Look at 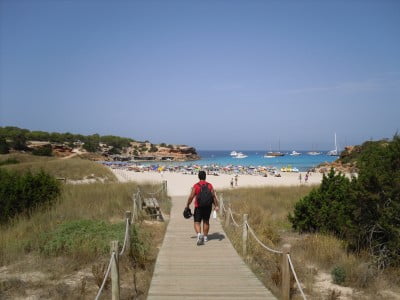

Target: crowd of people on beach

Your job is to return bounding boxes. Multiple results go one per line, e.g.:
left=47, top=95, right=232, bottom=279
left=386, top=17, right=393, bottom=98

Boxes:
left=104, top=162, right=318, bottom=186
left=103, top=162, right=291, bottom=177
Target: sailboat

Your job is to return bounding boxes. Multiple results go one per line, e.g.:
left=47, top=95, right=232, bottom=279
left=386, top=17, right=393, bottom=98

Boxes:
left=264, top=140, right=285, bottom=157
left=307, top=143, right=321, bottom=156
left=327, top=133, right=340, bottom=156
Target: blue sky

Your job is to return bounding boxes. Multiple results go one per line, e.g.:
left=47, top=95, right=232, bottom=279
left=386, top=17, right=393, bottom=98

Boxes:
left=1, top=0, right=399, bottom=150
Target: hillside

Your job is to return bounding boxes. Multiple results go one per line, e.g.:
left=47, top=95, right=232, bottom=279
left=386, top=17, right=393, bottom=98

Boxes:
left=317, top=138, right=392, bottom=173
left=0, top=126, right=200, bottom=162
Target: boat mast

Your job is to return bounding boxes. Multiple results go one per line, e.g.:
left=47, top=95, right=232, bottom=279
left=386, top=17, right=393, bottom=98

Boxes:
left=334, top=132, right=337, bottom=152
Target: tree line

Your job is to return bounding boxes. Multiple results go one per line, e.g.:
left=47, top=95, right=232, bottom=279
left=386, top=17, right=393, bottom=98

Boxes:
left=0, top=126, right=135, bottom=154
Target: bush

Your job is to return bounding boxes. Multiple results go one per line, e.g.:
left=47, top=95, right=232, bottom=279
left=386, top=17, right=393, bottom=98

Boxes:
left=149, top=144, right=158, bottom=152
left=331, top=266, right=346, bottom=285
left=288, top=168, right=355, bottom=236
left=289, top=134, right=400, bottom=267
left=0, top=158, right=19, bottom=166
left=0, top=168, right=60, bottom=224
left=40, top=220, right=125, bottom=256
left=0, top=137, right=9, bottom=154
left=32, top=144, right=53, bottom=156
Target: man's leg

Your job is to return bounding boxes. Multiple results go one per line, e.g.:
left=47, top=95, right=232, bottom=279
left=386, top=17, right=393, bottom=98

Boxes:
left=203, top=221, right=210, bottom=236
left=194, top=222, right=201, bottom=234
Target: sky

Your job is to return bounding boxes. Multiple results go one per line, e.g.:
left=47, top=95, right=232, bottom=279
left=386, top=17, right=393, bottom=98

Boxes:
left=0, top=0, right=399, bottom=150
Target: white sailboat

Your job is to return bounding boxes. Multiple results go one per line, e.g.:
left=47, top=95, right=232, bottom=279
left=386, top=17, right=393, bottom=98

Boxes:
left=307, top=143, right=321, bottom=155
left=327, top=133, right=340, bottom=156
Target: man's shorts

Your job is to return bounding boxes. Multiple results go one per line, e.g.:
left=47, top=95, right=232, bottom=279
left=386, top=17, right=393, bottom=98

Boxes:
left=193, top=206, right=212, bottom=223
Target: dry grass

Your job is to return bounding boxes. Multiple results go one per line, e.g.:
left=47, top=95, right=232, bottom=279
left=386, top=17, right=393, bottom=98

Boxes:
left=220, top=186, right=400, bottom=299
left=0, top=153, right=116, bottom=181
left=0, top=180, right=169, bottom=299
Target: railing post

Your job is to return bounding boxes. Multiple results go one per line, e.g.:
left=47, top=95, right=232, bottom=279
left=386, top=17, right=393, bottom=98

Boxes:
left=125, top=211, right=132, bottom=253
left=225, top=207, right=230, bottom=226
left=163, top=180, right=167, bottom=196
left=110, top=241, right=120, bottom=300
left=132, top=193, right=137, bottom=223
left=219, top=193, right=224, bottom=216
left=281, top=244, right=291, bottom=300
left=138, top=191, right=143, bottom=211
left=242, top=214, right=248, bottom=256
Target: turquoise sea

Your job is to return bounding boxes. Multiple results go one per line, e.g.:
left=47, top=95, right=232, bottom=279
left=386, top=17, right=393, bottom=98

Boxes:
left=195, top=150, right=337, bottom=172
left=108, top=150, right=338, bottom=172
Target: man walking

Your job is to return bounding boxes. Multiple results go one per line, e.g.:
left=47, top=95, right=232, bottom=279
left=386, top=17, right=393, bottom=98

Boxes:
left=186, top=170, right=219, bottom=245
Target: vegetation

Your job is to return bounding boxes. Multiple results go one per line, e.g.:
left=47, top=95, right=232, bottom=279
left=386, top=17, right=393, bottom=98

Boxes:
left=32, top=144, right=53, bottom=156
left=0, top=137, right=9, bottom=154
left=221, top=185, right=400, bottom=298
left=0, top=168, right=61, bottom=224
left=149, top=144, right=158, bottom=152
left=1, top=153, right=117, bottom=181
left=0, top=158, right=19, bottom=166
left=0, top=126, right=134, bottom=153
left=290, top=135, right=400, bottom=267
left=0, top=181, right=168, bottom=299
left=40, top=220, right=126, bottom=257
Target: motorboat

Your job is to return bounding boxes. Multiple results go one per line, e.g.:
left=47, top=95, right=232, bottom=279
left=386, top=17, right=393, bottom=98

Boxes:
left=290, top=151, right=301, bottom=156
left=230, top=151, right=238, bottom=157
left=234, top=152, right=248, bottom=158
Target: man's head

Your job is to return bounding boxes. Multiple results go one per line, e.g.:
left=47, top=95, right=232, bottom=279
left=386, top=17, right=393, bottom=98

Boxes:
left=198, top=170, right=206, bottom=180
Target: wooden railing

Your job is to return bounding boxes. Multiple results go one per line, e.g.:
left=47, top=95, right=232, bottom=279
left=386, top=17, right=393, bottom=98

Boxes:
left=95, top=181, right=167, bottom=300
left=219, top=193, right=307, bottom=300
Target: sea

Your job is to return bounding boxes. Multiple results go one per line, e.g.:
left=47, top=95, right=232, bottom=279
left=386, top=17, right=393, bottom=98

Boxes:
left=106, top=150, right=338, bottom=172
left=195, top=151, right=337, bottom=172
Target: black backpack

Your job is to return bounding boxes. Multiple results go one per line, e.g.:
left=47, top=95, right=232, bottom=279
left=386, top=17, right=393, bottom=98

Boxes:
left=197, top=183, right=213, bottom=207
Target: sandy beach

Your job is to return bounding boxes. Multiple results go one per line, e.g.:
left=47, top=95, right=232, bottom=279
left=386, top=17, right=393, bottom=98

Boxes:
left=111, top=168, right=323, bottom=196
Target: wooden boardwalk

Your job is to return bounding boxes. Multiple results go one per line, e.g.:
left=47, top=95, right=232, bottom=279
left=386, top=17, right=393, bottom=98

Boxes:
left=147, top=196, right=277, bottom=299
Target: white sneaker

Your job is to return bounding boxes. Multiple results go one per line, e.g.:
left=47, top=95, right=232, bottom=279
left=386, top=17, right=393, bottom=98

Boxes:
left=196, top=234, right=204, bottom=246
left=203, top=236, right=208, bottom=243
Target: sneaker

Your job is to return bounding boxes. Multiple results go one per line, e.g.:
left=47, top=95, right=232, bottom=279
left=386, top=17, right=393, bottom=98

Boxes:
left=203, top=236, right=208, bottom=243
left=196, top=234, right=204, bottom=246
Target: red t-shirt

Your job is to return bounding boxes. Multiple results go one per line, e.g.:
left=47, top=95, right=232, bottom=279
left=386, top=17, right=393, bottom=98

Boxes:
left=193, top=180, right=214, bottom=208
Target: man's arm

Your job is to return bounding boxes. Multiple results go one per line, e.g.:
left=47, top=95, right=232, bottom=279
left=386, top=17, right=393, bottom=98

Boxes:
left=186, top=187, right=195, bottom=208
left=212, top=189, right=219, bottom=211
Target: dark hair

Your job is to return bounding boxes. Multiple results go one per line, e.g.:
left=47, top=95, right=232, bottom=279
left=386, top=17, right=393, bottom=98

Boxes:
left=198, top=170, right=206, bottom=180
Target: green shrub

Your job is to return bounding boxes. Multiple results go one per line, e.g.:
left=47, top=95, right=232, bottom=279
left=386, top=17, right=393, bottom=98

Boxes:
left=130, top=224, right=151, bottom=268
left=289, top=134, right=400, bottom=267
left=0, top=137, right=9, bottom=154
left=288, top=168, right=355, bottom=236
left=331, top=266, right=346, bottom=285
left=32, top=144, right=53, bottom=156
left=0, top=158, right=19, bottom=166
left=40, top=220, right=125, bottom=256
left=0, top=168, right=60, bottom=224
